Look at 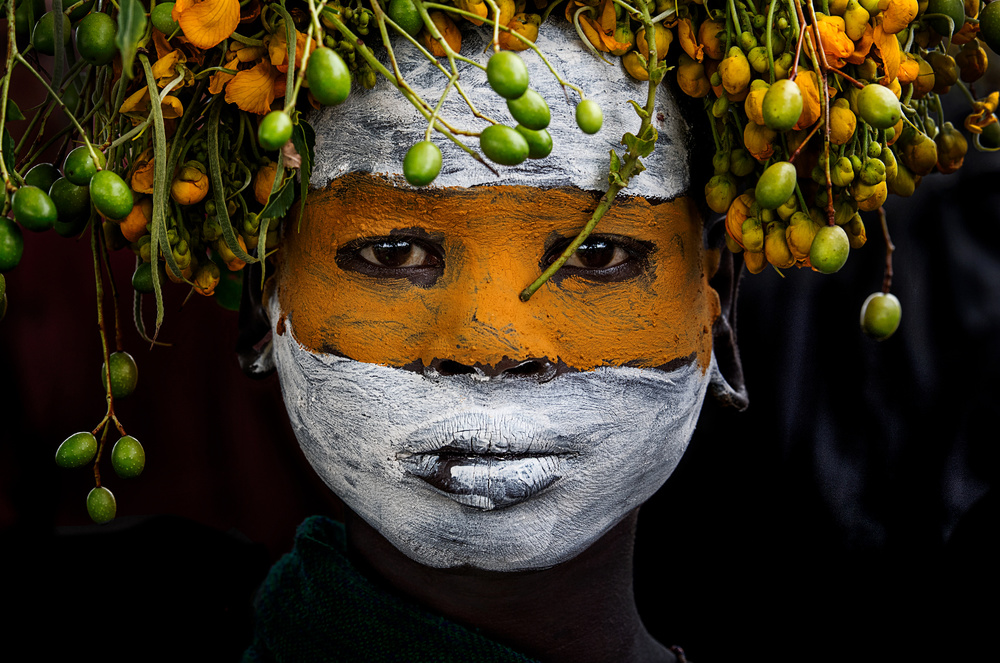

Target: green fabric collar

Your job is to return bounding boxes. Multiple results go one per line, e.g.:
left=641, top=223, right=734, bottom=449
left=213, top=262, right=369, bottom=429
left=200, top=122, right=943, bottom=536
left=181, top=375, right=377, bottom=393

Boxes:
left=244, top=516, right=539, bottom=663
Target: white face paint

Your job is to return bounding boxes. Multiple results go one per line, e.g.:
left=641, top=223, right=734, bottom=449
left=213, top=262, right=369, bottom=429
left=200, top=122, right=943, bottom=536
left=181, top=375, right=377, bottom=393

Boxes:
left=270, top=302, right=712, bottom=571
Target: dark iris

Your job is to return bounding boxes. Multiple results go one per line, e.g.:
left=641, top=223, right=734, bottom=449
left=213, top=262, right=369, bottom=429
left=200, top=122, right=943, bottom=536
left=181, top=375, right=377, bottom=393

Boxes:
left=372, top=240, right=418, bottom=267
left=573, top=240, right=617, bottom=268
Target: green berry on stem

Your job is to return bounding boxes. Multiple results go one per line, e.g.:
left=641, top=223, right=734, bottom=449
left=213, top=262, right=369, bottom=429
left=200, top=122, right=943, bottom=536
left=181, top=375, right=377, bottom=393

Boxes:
left=809, top=225, right=850, bottom=274
left=31, top=11, right=71, bottom=56
left=754, top=161, right=797, bottom=210
left=487, top=51, right=529, bottom=100
left=101, top=351, right=139, bottom=399
left=23, top=163, right=60, bottom=192
left=55, top=431, right=99, bottom=468
left=403, top=141, right=443, bottom=187
left=150, top=2, right=181, bottom=35
left=63, top=146, right=106, bottom=186
left=576, top=100, right=603, bottom=134
left=307, top=48, right=351, bottom=106
left=258, top=111, right=293, bottom=151
left=90, top=170, right=134, bottom=221
left=860, top=292, right=902, bottom=340
left=762, top=79, right=803, bottom=131
left=516, top=125, right=553, bottom=159
left=12, top=186, right=58, bottom=232
left=480, top=124, right=530, bottom=166
left=388, top=0, right=423, bottom=38
left=87, top=486, right=116, bottom=524
left=857, top=84, right=901, bottom=130
left=506, top=89, right=550, bottom=131
left=112, top=436, right=146, bottom=478
left=0, top=218, right=25, bottom=272
left=75, top=11, right=118, bottom=65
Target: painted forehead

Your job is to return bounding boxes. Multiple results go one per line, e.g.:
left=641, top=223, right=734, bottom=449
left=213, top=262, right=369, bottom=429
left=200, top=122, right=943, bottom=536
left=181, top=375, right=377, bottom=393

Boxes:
left=307, top=20, right=692, bottom=198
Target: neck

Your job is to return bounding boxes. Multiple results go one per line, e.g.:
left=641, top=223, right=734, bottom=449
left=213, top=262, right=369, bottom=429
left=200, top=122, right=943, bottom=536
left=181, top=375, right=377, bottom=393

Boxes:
left=345, top=507, right=674, bottom=663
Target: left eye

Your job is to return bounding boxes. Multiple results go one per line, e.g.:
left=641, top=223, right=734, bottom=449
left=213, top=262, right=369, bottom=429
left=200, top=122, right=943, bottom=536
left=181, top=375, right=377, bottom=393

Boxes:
left=563, top=239, right=629, bottom=269
left=357, top=240, right=440, bottom=268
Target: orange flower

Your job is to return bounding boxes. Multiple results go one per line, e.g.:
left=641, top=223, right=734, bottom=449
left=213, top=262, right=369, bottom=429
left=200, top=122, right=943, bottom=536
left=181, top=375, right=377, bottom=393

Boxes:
left=725, top=192, right=755, bottom=249
left=846, top=23, right=874, bottom=64
left=873, top=23, right=900, bottom=83
left=269, top=22, right=318, bottom=73
left=880, top=0, right=918, bottom=35
left=130, top=148, right=155, bottom=194
left=151, top=49, right=191, bottom=88
left=225, top=60, right=286, bottom=114
left=678, top=18, right=703, bottom=62
left=897, top=53, right=920, bottom=85
left=172, top=0, right=240, bottom=50
left=794, top=70, right=822, bottom=130
left=120, top=87, right=184, bottom=123
left=808, top=17, right=854, bottom=69
left=744, top=122, right=777, bottom=162
left=965, top=92, right=999, bottom=134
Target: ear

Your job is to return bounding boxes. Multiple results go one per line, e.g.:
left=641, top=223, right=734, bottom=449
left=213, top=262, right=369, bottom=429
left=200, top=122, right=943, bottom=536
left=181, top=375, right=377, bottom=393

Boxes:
left=706, top=218, right=749, bottom=411
left=237, top=261, right=276, bottom=379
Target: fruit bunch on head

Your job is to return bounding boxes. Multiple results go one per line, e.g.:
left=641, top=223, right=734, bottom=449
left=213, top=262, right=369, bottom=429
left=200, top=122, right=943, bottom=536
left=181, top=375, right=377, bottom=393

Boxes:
left=2, top=0, right=999, bottom=523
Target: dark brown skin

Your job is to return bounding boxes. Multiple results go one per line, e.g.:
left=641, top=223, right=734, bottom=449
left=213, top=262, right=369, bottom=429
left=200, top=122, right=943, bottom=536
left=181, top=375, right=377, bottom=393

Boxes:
left=345, top=506, right=676, bottom=663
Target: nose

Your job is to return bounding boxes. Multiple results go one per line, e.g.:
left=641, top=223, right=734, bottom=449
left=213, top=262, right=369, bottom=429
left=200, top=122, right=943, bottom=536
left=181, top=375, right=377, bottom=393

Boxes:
left=421, top=357, right=562, bottom=382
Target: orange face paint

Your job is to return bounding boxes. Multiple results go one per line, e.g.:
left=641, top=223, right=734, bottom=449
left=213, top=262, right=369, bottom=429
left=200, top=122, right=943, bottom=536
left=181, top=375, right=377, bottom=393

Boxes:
left=275, top=173, right=720, bottom=373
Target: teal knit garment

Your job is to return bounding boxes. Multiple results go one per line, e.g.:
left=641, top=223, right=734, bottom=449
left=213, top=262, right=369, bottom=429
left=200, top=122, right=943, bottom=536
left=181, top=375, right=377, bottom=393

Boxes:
left=244, top=516, right=541, bottom=663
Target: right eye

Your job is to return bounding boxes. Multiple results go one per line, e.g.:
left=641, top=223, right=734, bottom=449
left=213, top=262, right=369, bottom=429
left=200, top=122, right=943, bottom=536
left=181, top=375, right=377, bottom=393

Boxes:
left=357, top=240, right=441, bottom=268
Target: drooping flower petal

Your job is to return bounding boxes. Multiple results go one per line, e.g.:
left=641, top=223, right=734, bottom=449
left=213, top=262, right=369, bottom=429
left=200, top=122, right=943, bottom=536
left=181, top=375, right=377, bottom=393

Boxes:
left=172, top=0, right=240, bottom=50
left=152, top=50, right=187, bottom=88
left=873, top=22, right=900, bottom=83
left=225, top=60, right=284, bottom=114
left=208, top=55, right=240, bottom=95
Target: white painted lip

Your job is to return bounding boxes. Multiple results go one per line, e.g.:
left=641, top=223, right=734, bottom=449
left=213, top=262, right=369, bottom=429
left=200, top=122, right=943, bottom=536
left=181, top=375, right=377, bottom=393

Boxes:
left=400, top=453, right=564, bottom=511
left=399, top=408, right=577, bottom=456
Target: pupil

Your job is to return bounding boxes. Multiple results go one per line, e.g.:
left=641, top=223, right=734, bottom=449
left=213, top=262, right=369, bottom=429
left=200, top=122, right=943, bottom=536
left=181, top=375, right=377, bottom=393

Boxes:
left=575, top=240, right=615, bottom=268
left=372, top=240, right=413, bottom=267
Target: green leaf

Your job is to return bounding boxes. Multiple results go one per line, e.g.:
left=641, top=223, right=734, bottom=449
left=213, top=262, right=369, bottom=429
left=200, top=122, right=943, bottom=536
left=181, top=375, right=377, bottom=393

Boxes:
left=608, top=149, right=624, bottom=187
left=260, top=174, right=295, bottom=220
left=5, top=99, right=25, bottom=122
left=290, top=118, right=315, bottom=231
left=627, top=100, right=649, bottom=121
left=622, top=132, right=656, bottom=159
left=117, top=0, right=148, bottom=80
left=140, top=54, right=168, bottom=337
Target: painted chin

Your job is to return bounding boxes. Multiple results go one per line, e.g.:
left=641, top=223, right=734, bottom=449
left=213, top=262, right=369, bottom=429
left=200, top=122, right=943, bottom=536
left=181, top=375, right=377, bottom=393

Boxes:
left=271, top=308, right=711, bottom=571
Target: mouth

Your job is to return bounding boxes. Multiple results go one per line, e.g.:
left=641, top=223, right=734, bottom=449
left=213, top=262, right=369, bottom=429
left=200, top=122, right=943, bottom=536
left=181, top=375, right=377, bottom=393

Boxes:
left=398, top=411, right=573, bottom=510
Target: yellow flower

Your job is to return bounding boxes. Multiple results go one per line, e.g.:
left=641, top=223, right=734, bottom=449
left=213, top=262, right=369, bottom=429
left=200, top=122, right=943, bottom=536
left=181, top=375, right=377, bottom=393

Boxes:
left=172, top=0, right=240, bottom=50
left=120, top=87, right=184, bottom=124
left=268, top=23, right=319, bottom=73
left=965, top=92, right=999, bottom=134
left=151, top=49, right=190, bottom=88
left=794, top=70, right=822, bottom=130
left=498, top=14, right=541, bottom=51
left=873, top=23, right=900, bottom=83
left=678, top=18, right=703, bottom=63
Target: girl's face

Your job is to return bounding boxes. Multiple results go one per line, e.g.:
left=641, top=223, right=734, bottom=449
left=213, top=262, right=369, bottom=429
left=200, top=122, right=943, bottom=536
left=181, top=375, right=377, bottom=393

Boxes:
left=269, top=173, right=720, bottom=570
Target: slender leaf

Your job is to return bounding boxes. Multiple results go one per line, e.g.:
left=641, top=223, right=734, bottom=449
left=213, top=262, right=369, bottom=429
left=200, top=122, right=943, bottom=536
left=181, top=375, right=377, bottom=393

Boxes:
left=140, top=55, right=169, bottom=338
left=259, top=175, right=295, bottom=220
left=117, top=0, right=147, bottom=80
left=2, top=129, right=15, bottom=178
left=208, top=102, right=257, bottom=264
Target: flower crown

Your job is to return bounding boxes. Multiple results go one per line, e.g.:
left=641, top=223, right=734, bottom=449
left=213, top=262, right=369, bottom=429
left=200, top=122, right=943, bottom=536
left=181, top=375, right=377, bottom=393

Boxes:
left=2, top=0, right=998, bottom=522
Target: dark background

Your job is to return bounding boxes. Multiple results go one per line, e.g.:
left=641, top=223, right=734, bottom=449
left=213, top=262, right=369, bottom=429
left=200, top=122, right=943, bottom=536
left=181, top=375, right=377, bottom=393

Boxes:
left=2, top=57, right=998, bottom=663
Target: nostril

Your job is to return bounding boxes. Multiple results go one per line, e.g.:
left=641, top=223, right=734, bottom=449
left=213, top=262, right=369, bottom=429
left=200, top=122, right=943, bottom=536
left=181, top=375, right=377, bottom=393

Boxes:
left=436, top=359, right=477, bottom=376
left=500, top=359, right=557, bottom=382
left=504, top=360, right=546, bottom=376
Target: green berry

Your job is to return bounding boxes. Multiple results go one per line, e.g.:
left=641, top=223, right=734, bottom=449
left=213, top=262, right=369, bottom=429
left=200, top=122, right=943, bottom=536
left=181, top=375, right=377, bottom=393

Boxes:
left=75, top=11, right=118, bottom=65
left=55, top=431, right=99, bottom=468
left=809, top=225, right=850, bottom=274
left=403, top=141, right=442, bottom=187
left=754, top=161, right=797, bottom=210
left=307, top=47, right=351, bottom=106
left=112, top=435, right=145, bottom=478
left=101, top=351, right=139, bottom=399
left=31, top=11, right=71, bottom=56
left=480, top=124, right=530, bottom=166
left=0, top=218, right=25, bottom=272
left=23, top=163, right=60, bottom=192
left=516, top=125, right=553, bottom=159
left=12, top=185, right=58, bottom=232
left=506, top=89, right=550, bottom=131
left=762, top=79, right=803, bottom=131
left=575, top=100, right=603, bottom=134
left=857, top=84, right=901, bottom=130
left=487, top=51, right=530, bottom=100
left=63, top=146, right=106, bottom=186
left=150, top=2, right=181, bottom=35
left=90, top=170, right=134, bottom=220
left=87, top=486, right=116, bottom=524
left=387, top=0, right=423, bottom=38
left=860, top=292, right=902, bottom=340
left=258, top=111, right=293, bottom=151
